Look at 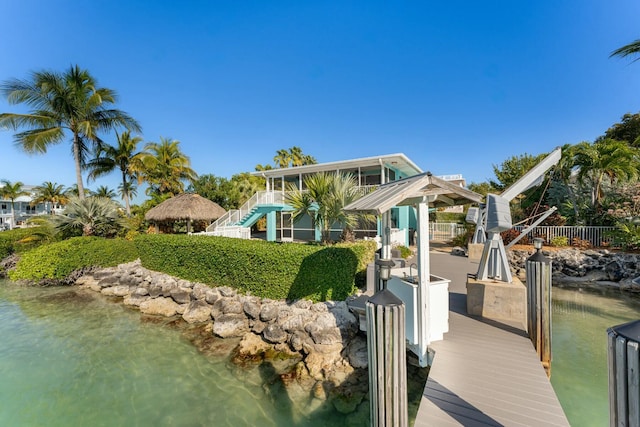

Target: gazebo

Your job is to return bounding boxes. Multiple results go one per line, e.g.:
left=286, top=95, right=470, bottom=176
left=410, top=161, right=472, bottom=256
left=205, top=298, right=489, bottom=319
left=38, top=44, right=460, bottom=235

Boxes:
left=145, top=193, right=226, bottom=234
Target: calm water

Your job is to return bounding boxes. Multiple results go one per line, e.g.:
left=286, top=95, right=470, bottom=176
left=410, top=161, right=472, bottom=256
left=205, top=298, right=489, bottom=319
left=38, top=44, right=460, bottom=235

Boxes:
left=551, top=286, right=640, bottom=427
left=0, top=280, right=361, bottom=426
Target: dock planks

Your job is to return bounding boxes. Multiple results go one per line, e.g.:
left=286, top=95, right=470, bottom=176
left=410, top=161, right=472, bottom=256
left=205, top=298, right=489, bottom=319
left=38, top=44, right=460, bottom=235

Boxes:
left=414, top=252, right=570, bottom=427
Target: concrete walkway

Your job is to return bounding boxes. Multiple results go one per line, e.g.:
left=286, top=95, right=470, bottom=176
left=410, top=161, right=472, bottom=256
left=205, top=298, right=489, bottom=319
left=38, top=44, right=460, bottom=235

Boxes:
left=414, top=252, right=570, bottom=426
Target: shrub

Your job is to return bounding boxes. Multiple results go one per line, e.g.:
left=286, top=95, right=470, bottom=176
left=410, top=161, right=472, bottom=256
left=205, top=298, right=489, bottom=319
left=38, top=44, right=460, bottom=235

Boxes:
left=607, top=220, right=640, bottom=251
left=393, top=245, right=413, bottom=259
left=134, top=234, right=377, bottom=302
left=10, top=237, right=138, bottom=282
left=0, top=227, right=48, bottom=259
left=549, top=236, right=568, bottom=247
left=571, top=237, right=592, bottom=250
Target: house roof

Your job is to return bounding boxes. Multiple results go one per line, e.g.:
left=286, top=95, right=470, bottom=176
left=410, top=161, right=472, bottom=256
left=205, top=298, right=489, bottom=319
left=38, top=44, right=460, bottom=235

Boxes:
left=343, top=172, right=483, bottom=215
left=251, top=153, right=423, bottom=179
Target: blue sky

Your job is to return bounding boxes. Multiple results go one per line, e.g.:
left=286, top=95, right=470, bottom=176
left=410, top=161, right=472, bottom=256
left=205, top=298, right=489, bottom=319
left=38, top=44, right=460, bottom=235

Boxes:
left=1, top=1, right=640, bottom=201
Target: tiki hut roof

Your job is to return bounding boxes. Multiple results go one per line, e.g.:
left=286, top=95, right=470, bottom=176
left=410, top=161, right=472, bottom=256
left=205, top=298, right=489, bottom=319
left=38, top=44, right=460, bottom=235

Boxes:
left=145, top=193, right=226, bottom=222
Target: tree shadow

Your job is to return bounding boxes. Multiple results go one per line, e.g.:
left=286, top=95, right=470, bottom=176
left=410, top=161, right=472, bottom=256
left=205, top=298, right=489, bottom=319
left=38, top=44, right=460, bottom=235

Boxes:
left=288, top=247, right=359, bottom=301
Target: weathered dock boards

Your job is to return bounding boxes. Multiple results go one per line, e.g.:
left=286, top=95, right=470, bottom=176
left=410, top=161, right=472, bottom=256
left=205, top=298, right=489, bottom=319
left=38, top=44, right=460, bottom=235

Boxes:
left=414, top=252, right=570, bottom=427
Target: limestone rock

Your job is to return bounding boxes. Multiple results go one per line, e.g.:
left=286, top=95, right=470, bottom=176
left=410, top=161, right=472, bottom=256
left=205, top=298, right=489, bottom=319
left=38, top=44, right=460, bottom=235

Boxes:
left=170, top=288, right=192, bottom=304
left=260, top=302, right=280, bottom=322
left=205, top=289, right=221, bottom=304
left=213, top=313, right=249, bottom=338
left=112, top=285, right=132, bottom=297
left=123, top=294, right=149, bottom=307
left=139, top=297, right=180, bottom=317
left=236, top=332, right=272, bottom=357
left=346, top=336, right=368, bottom=369
left=182, top=300, right=213, bottom=324
left=243, top=298, right=261, bottom=319
left=263, top=324, right=289, bottom=344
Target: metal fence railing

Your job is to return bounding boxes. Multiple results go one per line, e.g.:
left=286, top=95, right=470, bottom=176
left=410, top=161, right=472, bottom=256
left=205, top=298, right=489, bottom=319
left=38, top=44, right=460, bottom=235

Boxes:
left=513, top=225, right=616, bottom=247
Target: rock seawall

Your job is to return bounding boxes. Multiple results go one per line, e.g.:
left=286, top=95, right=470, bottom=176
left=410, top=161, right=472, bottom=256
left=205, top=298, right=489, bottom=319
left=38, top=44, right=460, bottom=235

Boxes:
left=74, top=259, right=374, bottom=418
left=508, top=248, right=640, bottom=292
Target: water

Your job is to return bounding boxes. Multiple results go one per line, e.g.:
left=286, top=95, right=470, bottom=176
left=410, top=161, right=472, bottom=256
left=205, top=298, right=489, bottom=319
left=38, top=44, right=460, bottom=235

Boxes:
left=551, top=285, right=640, bottom=427
left=0, top=281, right=362, bottom=426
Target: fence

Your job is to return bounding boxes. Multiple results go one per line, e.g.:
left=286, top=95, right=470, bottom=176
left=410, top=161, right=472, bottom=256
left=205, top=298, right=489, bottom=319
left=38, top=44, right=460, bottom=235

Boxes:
left=513, top=225, right=615, bottom=247
left=429, top=223, right=466, bottom=241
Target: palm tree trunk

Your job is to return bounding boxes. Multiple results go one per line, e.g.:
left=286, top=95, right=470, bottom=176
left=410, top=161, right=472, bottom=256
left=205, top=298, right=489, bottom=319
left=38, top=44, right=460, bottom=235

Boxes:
left=10, top=200, right=15, bottom=230
left=122, top=170, right=131, bottom=216
left=73, top=133, right=86, bottom=200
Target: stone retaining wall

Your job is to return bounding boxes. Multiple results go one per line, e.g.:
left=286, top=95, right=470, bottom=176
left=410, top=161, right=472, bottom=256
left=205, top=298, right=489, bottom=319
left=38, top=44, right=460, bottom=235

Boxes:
left=508, top=248, right=640, bottom=291
left=75, top=259, right=373, bottom=419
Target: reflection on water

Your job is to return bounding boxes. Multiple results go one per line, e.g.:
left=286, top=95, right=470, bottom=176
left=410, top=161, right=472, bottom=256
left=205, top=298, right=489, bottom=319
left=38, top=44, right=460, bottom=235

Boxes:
left=0, top=281, right=363, bottom=426
left=551, top=285, right=640, bottom=427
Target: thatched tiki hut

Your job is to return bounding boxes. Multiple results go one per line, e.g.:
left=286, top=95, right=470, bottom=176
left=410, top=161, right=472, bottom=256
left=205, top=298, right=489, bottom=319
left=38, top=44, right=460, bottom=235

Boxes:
left=145, top=193, right=226, bottom=233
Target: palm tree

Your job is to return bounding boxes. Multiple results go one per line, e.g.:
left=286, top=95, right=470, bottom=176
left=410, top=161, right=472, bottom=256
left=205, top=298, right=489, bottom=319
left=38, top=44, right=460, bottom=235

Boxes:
left=0, top=65, right=141, bottom=199
left=134, top=137, right=197, bottom=197
left=0, top=180, right=28, bottom=229
left=611, top=39, right=640, bottom=62
left=31, top=181, right=68, bottom=214
left=65, top=184, right=91, bottom=198
left=573, top=138, right=640, bottom=215
left=92, top=185, right=117, bottom=199
left=52, top=196, right=124, bottom=237
left=285, top=172, right=373, bottom=243
left=273, top=149, right=291, bottom=168
left=86, top=130, right=143, bottom=215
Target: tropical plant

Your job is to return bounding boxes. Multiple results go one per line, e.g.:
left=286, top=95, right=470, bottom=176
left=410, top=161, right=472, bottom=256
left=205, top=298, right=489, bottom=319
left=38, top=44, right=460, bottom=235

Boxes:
left=0, top=65, right=141, bottom=199
left=134, top=137, right=197, bottom=197
left=573, top=138, right=640, bottom=215
left=31, top=181, right=68, bottom=214
left=611, top=39, right=640, bottom=63
left=285, top=172, right=373, bottom=244
left=272, top=146, right=317, bottom=168
left=0, top=180, right=28, bottom=229
left=91, top=185, right=117, bottom=199
left=51, top=196, right=125, bottom=237
left=65, top=184, right=91, bottom=198
left=87, top=130, right=143, bottom=215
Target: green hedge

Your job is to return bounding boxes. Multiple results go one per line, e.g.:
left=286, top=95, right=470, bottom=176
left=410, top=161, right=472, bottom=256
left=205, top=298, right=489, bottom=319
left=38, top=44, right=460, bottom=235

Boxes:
left=10, top=237, right=138, bottom=282
left=134, top=234, right=377, bottom=302
left=0, top=228, right=45, bottom=259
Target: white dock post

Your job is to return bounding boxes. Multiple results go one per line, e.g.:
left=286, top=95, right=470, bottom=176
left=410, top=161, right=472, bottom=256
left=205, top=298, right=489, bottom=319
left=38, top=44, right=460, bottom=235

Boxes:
left=608, top=320, right=640, bottom=427
left=366, top=289, right=407, bottom=427
left=525, top=238, right=552, bottom=376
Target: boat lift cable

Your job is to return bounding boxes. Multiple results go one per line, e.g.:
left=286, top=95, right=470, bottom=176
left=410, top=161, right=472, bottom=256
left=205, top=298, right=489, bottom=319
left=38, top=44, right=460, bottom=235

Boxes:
left=525, top=163, right=556, bottom=228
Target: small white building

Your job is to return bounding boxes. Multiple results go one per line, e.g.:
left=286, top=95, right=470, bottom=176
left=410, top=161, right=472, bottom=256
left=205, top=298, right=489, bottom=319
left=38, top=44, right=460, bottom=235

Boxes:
left=0, top=185, right=63, bottom=230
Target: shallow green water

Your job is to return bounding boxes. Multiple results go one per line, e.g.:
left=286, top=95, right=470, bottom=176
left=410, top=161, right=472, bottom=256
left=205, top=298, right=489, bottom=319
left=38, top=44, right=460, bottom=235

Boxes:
left=0, top=281, right=360, bottom=426
left=551, top=286, right=640, bottom=427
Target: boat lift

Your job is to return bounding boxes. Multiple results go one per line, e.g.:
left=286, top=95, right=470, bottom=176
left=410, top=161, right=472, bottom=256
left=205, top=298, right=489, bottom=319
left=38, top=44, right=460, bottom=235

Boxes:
left=469, top=147, right=562, bottom=283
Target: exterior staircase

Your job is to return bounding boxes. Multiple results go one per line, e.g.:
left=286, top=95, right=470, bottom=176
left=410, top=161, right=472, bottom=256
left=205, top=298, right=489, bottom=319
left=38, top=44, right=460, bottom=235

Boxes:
left=205, top=191, right=286, bottom=238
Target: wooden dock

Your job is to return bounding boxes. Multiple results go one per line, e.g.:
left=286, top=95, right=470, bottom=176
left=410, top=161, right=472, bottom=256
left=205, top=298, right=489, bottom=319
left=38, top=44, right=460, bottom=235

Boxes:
left=414, top=252, right=570, bottom=427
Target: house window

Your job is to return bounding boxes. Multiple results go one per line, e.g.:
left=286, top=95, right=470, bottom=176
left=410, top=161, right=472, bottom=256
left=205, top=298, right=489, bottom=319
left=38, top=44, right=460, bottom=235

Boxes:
left=1, top=204, right=6, bottom=210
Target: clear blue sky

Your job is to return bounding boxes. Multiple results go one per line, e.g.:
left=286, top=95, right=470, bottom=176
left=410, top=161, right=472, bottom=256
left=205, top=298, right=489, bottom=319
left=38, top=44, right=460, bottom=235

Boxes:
left=2, top=1, right=640, bottom=200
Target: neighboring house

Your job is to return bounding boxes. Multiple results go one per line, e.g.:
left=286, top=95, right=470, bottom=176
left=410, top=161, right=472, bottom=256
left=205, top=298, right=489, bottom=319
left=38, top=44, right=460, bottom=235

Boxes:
left=205, top=153, right=466, bottom=244
left=0, top=185, right=63, bottom=230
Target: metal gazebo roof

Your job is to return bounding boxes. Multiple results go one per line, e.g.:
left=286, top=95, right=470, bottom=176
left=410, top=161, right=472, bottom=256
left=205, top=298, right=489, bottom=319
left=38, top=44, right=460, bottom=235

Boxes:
left=343, top=172, right=483, bottom=215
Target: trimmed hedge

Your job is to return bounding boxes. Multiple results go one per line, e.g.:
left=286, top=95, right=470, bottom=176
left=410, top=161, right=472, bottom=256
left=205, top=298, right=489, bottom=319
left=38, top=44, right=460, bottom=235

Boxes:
left=0, top=228, right=44, bottom=259
left=134, top=234, right=377, bottom=302
left=10, top=237, right=138, bottom=282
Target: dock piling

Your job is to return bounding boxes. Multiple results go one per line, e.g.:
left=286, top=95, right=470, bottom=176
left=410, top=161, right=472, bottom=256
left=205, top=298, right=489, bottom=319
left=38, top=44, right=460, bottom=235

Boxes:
left=608, top=320, right=640, bottom=427
left=525, top=238, right=552, bottom=376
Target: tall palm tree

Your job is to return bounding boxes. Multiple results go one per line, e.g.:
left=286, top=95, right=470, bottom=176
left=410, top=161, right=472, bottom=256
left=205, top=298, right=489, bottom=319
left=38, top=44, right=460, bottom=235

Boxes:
left=86, top=130, right=143, bottom=215
left=134, top=137, right=197, bottom=197
left=0, top=65, right=141, bottom=199
left=0, top=180, right=29, bottom=229
left=285, top=172, right=373, bottom=243
left=31, top=181, right=68, bottom=214
left=611, top=39, right=640, bottom=62
left=573, top=138, right=640, bottom=215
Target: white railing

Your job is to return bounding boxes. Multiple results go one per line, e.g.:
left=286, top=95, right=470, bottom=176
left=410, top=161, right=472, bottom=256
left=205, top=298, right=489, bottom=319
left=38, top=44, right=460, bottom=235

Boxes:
left=207, top=190, right=284, bottom=232
left=429, top=223, right=466, bottom=241
left=513, top=225, right=616, bottom=247
left=195, top=226, right=251, bottom=239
